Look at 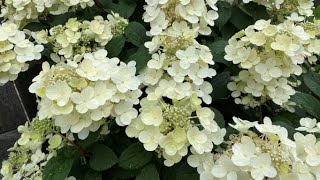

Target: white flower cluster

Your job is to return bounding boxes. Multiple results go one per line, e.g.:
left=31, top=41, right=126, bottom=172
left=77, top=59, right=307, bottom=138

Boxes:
left=242, top=0, right=314, bottom=18
left=29, top=49, right=141, bottom=139
left=225, top=19, right=320, bottom=109
left=0, top=0, right=95, bottom=26
left=126, top=97, right=226, bottom=166
left=0, top=22, right=44, bottom=86
left=124, top=0, right=222, bottom=167
left=296, top=117, right=320, bottom=133
left=188, top=116, right=320, bottom=180
left=1, top=118, right=63, bottom=180
left=143, top=0, right=219, bottom=35
left=141, top=21, right=217, bottom=104
left=34, top=14, right=128, bottom=62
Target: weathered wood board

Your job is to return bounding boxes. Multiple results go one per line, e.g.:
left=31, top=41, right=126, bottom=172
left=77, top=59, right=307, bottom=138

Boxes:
left=0, top=66, right=39, bottom=133
left=0, top=130, right=19, bottom=162
left=0, top=82, right=29, bottom=133
left=0, top=69, right=38, bottom=163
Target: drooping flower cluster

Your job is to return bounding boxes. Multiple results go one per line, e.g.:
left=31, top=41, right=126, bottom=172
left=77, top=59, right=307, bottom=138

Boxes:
left=0, top=22, right=44, bottom=85
left=124, top=0, right=223, bottom=167
left=188, top=116, right=320, bottom=180
left=0, top=118, right=64, bottom=180
left=242, top=0, right=314, bottom=18
left=143, top=0, right=219, bottom=35
left=226, top=19, right=320, bottom=110
left=34, top=14, right=128, bottom=62
left=29, top=49, right=141, bottom=139
left=0, top=0, right=95, bottom=27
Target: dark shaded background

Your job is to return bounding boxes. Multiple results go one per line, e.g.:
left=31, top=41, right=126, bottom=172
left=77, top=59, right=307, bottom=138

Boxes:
left=0, top=69, right=38, bottom=162
left=0, top=0, right=319, bottom=167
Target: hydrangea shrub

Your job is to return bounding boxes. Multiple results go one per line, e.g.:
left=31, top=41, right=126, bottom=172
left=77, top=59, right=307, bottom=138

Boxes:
left=0, top=0, right=320, bottom=179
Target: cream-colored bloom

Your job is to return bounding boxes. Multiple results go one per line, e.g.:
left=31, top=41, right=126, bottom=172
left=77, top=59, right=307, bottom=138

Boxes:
left=187, top=127, right=213, bottom=154
left=46, top=80, right=72, bottom=107
left=139, top=126, right=162, bottom=151
left=141, top=106, right=163, bottom=126
left=0, top=22, right=43, bottom=86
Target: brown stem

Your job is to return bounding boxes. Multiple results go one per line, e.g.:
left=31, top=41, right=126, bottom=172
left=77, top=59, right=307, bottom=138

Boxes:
left=93, top=0, right=109, bottom=17
left=58, top=133, right=90, bottom=157
left=259, top=105, right=263, bottom=123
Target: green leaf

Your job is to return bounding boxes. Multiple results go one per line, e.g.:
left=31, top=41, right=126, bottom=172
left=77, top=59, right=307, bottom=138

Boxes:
left=220, top=22, right=238, bottom=40
left=175, top=163, right=199, bottom=180
left=208, top=40, right=228, bottom=53
left=105, top=35, right=126, bottom=58
left=128, top=47, right=152, bottom=73
left=211, top=71, right=231, bottom=101
left=291, top=92, right=320, bottom=119
left=111, top=167, right=140, bottom=179
left=271, top=111, right=301, bottom=128
left=84, top=170, right=102, bottom=180
left=23, top=22, right=47, bottom=31
left=118, top=142, right=153, bottom=170
left=68, top=158, right=87, bottom=180
left=41, top=44, right=53, bottom=58
left=135, top=164, right=160, bottom=180
left=120, top=47, right=138, bottom=62
left=240, top=2, right=269, bottom=20
left=314, top=6, right=320, bottom=19
left=162, top=162, right=198, bottom=180
left=229, top=7, right=254, bottom=30
left=215, top=1, right=232, bottom=29
left=47, top=12, right=75, bottom=26
left=125, top=22, right=149, bottom=47
left=75, top=7, right=100, bottom=21
left=89, top=144, right=118, bottom=171
left=99, top=0, right=137, bottom=18
left=303, top=72, right=320, bottom=98
left=207, top=40, right=230, bottom=65
left=75, top=130, right=101, bottom=148
left=43, top=146, right=79, bottom=180
left=211, top=108, right=225, bottom=128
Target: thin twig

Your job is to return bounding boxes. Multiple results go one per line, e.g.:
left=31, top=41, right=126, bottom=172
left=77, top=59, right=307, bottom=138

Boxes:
left=58, top=132, right=90, bottom=157
left=259, top=105, right=263, bottom=123
left=13, top=82, right=31, bottom=123
left=93, top=0, right=109, bottom=17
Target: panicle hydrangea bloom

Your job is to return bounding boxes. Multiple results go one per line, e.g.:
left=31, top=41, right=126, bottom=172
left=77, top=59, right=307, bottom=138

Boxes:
left=143, top=0, right=219, bottom=35
left=124, top=0, right=221, bottom=167
left=29, top=49, right=141, bottom=139
left=242, top=0, right=314, bottom=19
left=139, top=0, right=219, bottom=105
left=225, top=19, right=320, bottom=110
left=0, top=0, right=95, bottom=27
left=33, top=14, right=128, bottom=62
left=141, top=21, right=216, bottom=104
left=188, top=116, right=320, bottom=179
left=0, top=118, right=64, bottom=180
left=0, top=22, right=44, bottom=85
left=126, top=97, right=226, bottom=167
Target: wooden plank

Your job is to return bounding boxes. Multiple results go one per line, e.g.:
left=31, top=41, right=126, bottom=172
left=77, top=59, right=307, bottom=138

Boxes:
left=0, top=130, right=19, bottom=162
left=0, top=82, right=28, bottom=133
left=0, top=68, right=38, bottom=133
